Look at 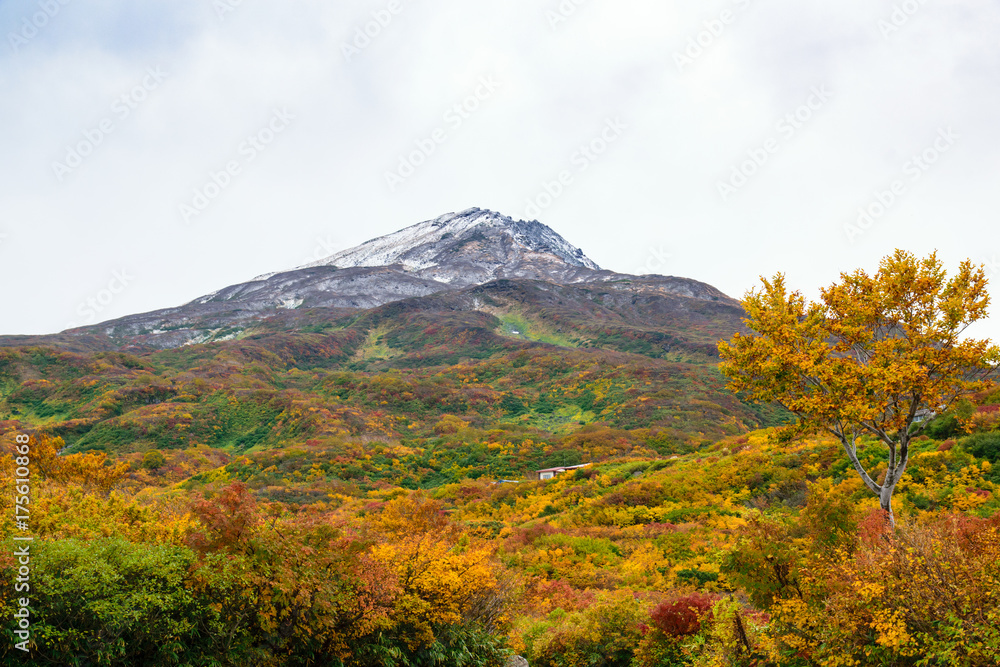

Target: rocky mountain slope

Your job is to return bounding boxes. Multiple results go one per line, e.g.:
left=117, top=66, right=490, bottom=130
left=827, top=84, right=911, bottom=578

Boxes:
left=273, top=208, right=600, bottom=282
left=1, top=208, right=741, bottom=351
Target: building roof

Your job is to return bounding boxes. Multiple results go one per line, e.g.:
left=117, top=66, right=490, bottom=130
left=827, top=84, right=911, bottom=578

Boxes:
left=535, top=463, right=591, bottom=474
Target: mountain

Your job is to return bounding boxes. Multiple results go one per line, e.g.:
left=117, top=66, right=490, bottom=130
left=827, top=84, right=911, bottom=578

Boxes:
left=21, top=208, right=739, bottom=351
left=0, top=207, right=782, bottom=461
left=266, top=207, right=600, bottom=283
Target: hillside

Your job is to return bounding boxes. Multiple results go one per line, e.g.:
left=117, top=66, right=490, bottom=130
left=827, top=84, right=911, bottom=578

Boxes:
left=1, top=395, right=997, bottom=665
left=0, top=210, right=766, bottom=472
left=2, top=214, right=998, bottom=666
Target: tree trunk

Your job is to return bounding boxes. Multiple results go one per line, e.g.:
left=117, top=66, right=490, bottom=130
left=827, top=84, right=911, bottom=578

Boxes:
left=879, top=484, right=896, bottom=529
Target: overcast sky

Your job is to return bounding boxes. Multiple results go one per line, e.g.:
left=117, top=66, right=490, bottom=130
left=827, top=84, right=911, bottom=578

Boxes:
left=1, top=0, right=998, bottom=339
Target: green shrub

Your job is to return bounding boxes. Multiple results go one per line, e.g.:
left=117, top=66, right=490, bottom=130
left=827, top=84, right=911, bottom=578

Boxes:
left=924, top=414, right=961, bottom=440
left=3, top=539, right=215, bottom=665
left=142, top=450, right=167, bottom=470
left=961, top=432, right=1000, bottom=463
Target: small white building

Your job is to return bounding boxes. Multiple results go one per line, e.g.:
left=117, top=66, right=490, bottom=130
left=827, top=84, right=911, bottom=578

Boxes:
left=535, top=463, right=591, bottom=481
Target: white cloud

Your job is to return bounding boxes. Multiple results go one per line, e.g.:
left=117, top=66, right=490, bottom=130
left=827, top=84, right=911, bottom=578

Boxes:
left=1, top=0, right=998, bottom=340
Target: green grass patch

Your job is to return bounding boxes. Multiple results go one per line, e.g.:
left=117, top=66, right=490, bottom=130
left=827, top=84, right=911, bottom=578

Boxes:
left=495, top=313, right=578, bottom=348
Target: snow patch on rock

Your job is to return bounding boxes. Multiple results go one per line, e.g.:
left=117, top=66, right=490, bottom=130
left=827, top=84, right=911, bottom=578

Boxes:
left=295, top=208, right=600, bottom=273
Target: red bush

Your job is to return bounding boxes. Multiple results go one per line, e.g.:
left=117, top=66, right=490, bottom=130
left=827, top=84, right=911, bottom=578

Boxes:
left=937, top=439, right=956, bottom=452
left=644, top=522, right=679, bottom=536
left=187, top=481, right=260, bottom=553
left=526, top=578, right=596, bottom=613
left=857, top=507, right=892, bottom=548
left=650, top=592, right=714, bottom=637
left=505, top=522, right=558, bottom=548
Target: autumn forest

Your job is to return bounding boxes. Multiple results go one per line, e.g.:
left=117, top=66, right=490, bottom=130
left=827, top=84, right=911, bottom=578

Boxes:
left=2, top=252, right=999, bottom=666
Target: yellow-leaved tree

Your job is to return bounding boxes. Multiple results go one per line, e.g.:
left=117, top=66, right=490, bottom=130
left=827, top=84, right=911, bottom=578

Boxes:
left=719, top=250, right=999, bottom=526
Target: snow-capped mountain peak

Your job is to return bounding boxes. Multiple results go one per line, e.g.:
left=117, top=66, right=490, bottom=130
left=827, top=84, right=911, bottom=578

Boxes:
left=69, top=208, right=736, bottom=349
left=296, top=208, right=600, bottom=279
